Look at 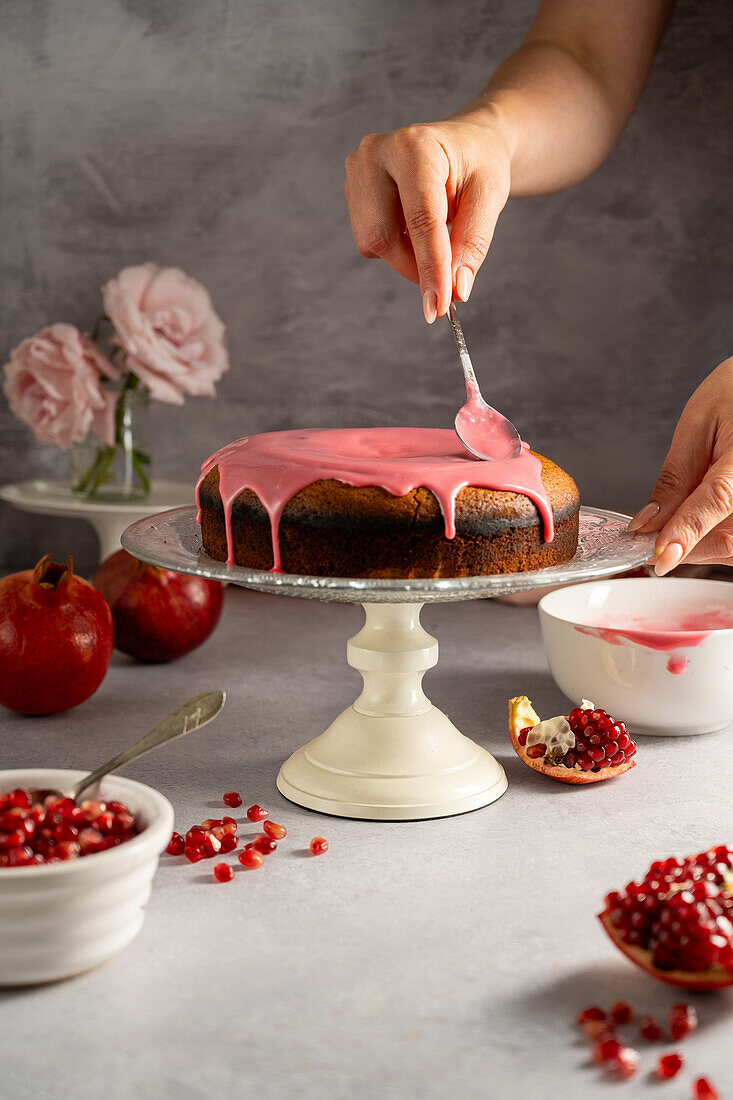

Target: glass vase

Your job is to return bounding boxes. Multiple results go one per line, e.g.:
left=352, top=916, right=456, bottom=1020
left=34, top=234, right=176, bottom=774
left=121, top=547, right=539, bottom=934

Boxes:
left=71, top=377, right=151, bottom=502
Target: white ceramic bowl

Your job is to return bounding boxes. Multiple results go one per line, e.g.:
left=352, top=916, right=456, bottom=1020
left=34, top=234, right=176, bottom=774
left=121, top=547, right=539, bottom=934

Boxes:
left=0, top=769, right=174, bottom=985
left=539, top=578, right=733, bottom=736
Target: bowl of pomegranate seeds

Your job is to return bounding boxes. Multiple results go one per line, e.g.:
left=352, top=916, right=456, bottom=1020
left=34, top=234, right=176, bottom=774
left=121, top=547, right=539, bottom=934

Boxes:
left=539, top=578, right=733, bottom=735
left=0, top=768, right=173, bottom=986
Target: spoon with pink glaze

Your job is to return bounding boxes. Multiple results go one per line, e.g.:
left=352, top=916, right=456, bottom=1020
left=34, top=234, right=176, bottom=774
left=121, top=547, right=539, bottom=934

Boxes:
left=447, top=302, right=522, bottom=462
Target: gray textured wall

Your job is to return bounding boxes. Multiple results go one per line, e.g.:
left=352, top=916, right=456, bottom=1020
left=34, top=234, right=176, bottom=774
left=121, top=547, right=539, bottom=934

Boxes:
left=1, top=0, right=731, bottom=572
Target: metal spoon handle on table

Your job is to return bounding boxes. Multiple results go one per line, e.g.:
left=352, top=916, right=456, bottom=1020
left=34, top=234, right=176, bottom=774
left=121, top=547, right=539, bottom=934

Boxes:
left=71, top=691, right=226, bottom=801
left=447, top=303, right=478, bottom=386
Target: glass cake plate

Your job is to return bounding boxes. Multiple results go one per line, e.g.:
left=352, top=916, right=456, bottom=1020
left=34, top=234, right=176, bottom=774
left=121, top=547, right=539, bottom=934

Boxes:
left=122, top=505, right=654, bottom=822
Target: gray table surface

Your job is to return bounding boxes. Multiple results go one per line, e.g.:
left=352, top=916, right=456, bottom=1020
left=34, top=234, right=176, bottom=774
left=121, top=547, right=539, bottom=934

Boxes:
left=2, top=587, right=731, bottom=1100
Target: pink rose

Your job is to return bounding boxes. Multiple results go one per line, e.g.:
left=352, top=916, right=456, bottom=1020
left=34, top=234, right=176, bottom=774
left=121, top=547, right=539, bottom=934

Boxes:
left=3, top=324, right=119, bottom=450
left=102, top=263, right=229, bottom=405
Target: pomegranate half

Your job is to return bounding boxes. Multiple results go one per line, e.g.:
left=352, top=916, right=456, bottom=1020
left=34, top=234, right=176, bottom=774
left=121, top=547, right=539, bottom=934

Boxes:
left=508, top=696, right=636, bottom=784
left=599, top=847, right=733, bottom=990
left=0, top=554, right=113, bottom=714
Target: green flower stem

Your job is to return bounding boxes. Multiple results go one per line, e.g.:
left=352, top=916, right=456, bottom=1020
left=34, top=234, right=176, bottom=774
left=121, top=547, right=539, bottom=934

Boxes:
left=75, top=373, right=149, bottom=500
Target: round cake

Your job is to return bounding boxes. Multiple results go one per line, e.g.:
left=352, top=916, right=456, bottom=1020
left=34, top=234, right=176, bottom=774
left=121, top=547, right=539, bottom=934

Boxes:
left=196, top=428, right=579, bottom=579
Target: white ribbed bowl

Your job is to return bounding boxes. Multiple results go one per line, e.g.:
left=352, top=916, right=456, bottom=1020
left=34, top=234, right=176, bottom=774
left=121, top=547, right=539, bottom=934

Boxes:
left=0, top=769, right=174, bottom=986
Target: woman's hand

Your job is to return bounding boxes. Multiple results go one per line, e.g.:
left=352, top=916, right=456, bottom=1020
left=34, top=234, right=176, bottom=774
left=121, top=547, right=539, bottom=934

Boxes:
left=344, top=113, right=513, bottom=324
left=629, top=357, right=733, bottom=572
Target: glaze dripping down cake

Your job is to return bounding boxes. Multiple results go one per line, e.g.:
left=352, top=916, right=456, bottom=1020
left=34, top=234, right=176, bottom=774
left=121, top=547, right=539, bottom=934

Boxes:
left=195, top=428, right=580, bottom=579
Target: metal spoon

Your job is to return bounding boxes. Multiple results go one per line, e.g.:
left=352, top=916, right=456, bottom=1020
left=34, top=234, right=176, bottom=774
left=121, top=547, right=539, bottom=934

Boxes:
left=447, top=302, right=522, bottom=462
left=34, top=691, right=225, bottom=804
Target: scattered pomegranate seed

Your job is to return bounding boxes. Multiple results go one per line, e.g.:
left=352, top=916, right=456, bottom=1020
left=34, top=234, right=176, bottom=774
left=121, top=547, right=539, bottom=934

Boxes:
left=246, top=804, right=268, bottom=822
left=610, top=1000, right=633, bottom=1025
left=238, top=847, right=264, bottom=869
left=577, top=1006, right=607, bottom=1028
left=220, top=833, right=238, bottom=852
left=614, top=1045, right=640, bottom=1079
left=166, top=832, right=185, bottom=856
left=223, top=791, right=242, bottom=808
left=657, top=1053, right=684, bottom=1079
left=201, top=819, right=222, bottom=829
left=591, top=1037, right=621, bottom=1064
left=670, top=1003, right=698, bottom=1041
left=639, top=1016, right=662, bottom=1041
left=213, top=862, right=234, bottom=883
left=692, top=1079, right=718, bottom=1100
left=310, top=836, right=328, bottom=856
left=263, top=821, right=287, bottom=840
left=252, top=835, right=277, bottom=855
left=185, top=846, right=205, bottom=863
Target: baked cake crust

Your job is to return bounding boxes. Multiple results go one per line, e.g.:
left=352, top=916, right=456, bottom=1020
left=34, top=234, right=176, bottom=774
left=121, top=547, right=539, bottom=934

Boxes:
left=198, top=453, right=580, bottom=578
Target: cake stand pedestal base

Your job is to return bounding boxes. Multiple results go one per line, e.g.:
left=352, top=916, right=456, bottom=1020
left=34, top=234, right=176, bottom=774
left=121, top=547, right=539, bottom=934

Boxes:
left=276, top=603, right=507, bottom=820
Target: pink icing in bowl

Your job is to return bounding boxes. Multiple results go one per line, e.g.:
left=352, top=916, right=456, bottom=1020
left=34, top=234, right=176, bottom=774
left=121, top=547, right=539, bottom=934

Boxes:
left=538, top=577, right=733, bottom=736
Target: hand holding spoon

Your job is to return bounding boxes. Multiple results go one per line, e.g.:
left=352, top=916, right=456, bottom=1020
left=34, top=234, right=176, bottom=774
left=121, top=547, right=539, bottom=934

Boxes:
left=34, top=691, right=225, bottom=804
left=447, top=303, right=522, bottom=462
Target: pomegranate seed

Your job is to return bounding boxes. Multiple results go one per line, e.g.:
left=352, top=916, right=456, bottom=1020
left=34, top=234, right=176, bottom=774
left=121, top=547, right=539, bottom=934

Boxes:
left=592, top=1037, right=621, bottom=1064
left=670, top=1004, right=697, bottom=1041
left=610, top=1001, right=633, bottom=1025
left=185, top=846, right=205, bottom=863
left=213, top=862, right=234, bottom=882
left=201, top=819, right=222, bottom=829
left=55, top=841, right=81, bottom=860
left=692, top=1079, right=719, bottom=1100
left=238, top=848, right=264, bottom=869
left=166, top=832, right=185, bottom=856
left=639, top=1016, right=662, bottom=1041
left=263, top=821, right=287, bottom=840
left=202, top=831, right=222, bottom=858
left=220, top=833, right=238, bottom=852
left=223, top=791, right=242, bottom=808
left=78, top=828, right=105, bottom=854
left=310, top=836, right=328, bottom=856
left=518, top=727, right=531, bottom=746
left=246, top=804, right=268, bottom=822
left=614, top=1045, right=640, bottom=1079
left=525, top=743, right=545, bottom=759
left=657, top=1053, right=684, bottom=1079
left=252, top=835, right=277, bottom=855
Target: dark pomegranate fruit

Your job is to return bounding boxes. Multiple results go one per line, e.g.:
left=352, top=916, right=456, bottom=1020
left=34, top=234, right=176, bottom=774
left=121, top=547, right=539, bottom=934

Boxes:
left=600, top=846, right=733, bottom=989
left=93, top=549, right=224, bottom=662
left=310, top=837, right=328, bottom=856
left=508, top=696, right=636, bottom=784
left=0, top=555, right=113, bottom=714
left=0, top=789, right=139, bottom=866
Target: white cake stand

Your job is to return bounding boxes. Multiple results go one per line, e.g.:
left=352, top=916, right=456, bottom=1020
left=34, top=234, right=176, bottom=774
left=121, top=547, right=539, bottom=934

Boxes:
left=122, top=506, right=653, bottom=821
left=0, top=479, right=192, bottom=562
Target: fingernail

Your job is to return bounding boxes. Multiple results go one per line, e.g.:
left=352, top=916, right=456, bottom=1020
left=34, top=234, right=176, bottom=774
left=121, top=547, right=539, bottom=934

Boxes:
left=455, top=266, right=474, bottom=303
left=654, top=541, right=684, bottom=576
left=422, top=289, right=438, bottom=324
left=627, top=501, right=660, bottom=532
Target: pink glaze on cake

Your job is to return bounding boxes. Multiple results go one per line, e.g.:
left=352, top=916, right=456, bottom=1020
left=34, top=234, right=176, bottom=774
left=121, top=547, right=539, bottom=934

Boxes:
left=575, top=609, right=733, bottom=674
left=195, top=427, right=555, bottom=571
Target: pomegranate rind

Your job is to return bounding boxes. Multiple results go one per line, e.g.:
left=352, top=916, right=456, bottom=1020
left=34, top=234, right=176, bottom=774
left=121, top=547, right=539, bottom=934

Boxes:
left=598, top=911, right=733, bottom=991
left=507, top=696, right=636, bottom=785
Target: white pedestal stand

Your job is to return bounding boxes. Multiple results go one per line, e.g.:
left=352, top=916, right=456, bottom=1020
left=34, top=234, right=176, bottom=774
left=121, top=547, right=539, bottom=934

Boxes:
left=277, top=602, right=507, bottom=819
left=0, top=480, right=192, bottom=562
left=122, top=505, right=652, bottom=821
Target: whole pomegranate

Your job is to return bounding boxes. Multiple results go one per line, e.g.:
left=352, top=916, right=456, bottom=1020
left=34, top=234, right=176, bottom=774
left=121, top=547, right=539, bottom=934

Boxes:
left=0, top=554, right=113, bottom=715
left=93, top=550, right=224, bottom=662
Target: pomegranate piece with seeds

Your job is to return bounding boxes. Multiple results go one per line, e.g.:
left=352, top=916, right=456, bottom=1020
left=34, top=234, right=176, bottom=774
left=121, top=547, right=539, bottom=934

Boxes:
left=310, top=837, right=328, bottom=856
left=213, top=862, right=234, bottom=883
left=246, top=804, right=268, bottom=822
left=657, top=1053, right=684, bottom=1079
left=599, top=846, right=733, bottom=989
left=693, top=1079, right=718, bottom=1100
left=238, top=847, right=264, bottom=869
left=508, top=697, right=636, bottom=784
left=0, top=788, right=140, bottom=867
left=223, top=791, right=242, bottom=808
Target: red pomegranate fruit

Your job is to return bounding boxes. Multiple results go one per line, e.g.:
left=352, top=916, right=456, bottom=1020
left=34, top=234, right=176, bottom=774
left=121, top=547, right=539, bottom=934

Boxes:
left=508, top=696, right=636, bottom=784
left=0, top=555, right=113, bottom=715
left=599, top=846, right=733, bottom=989
left=92, top=549, right=223, bottom=662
